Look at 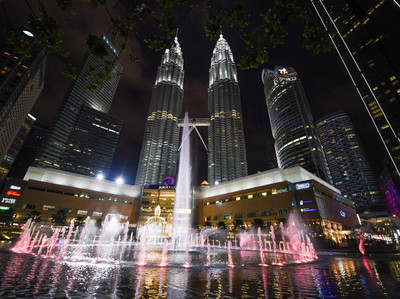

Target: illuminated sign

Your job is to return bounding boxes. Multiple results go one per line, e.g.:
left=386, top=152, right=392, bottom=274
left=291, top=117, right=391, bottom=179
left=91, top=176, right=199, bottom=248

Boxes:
left=163, top=176, right=175, bottom=187
left=278, top=68, right=288, bottom=75
left=6, top=190, right=21, bottom=197
left=301, top=208, right=317, bottom=212
left=340, top=210, right=346, bottom=217
left=295, top=183, right=310, bottom=190
left=0, top=206, right=10, bottom=211
left=10, top=185, right=21, bottom=190
left=299, top=200, right=313, bottom=205
left=1, top=198, right=16, bottom=204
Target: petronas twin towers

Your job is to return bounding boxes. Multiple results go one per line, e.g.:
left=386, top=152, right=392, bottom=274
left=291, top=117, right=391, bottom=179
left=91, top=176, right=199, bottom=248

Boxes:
left=135, top=34, right=248, bottom=186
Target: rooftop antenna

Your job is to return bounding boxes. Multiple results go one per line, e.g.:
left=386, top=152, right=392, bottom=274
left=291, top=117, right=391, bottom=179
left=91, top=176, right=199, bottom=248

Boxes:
left=175, top=28, right=179, bottom=42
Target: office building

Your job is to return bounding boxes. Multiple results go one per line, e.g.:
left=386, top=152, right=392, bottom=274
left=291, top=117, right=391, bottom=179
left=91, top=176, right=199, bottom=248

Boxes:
left=311, top=0, right=400, bottom=177
left=208, top=34, right=248, bottom=185
left=34, top=36, right=123, bottom=177
left=262, top=67, right=332, bottom=183
left=0, top=31, right=46, bottom=162
left=0, top=114, right=36, bottom=187
left=317, top=112, right=381, bottom=212
left=135, top=37, right=184, bottom=186
left=7, top=123, right=48, bottom=180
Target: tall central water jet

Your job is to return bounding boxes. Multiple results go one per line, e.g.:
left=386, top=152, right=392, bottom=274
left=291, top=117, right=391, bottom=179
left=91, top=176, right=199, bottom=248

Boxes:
left=172, top=112, right=192, bottom=249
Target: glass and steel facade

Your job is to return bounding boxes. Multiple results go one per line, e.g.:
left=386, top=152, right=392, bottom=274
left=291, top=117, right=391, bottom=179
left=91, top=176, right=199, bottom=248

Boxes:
left=262, top=67, right=332, bottom=184
left=34, top=36, right=122, bottom=177
left=317, top=112, right=381, bottom=212
left=311, top=0, right=400, bottom=177
left=135, top=37, right=184, bottom=186
left=208, top=34, right=247, bottom=185
left=0, top=33, right=46, bottom=162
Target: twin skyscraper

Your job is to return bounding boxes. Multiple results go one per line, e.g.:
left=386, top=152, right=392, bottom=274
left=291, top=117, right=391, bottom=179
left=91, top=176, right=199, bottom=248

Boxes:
left=135, top=34, right=248, bottom=186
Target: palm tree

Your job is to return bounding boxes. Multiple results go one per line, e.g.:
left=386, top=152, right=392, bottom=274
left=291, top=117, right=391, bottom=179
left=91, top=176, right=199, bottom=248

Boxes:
left=74, top=216, right=86, bottom=227
left=252, top=218, right=264, bottom=228
left=203, top=221, right=212, bottom=227
left=52, top=209, right=68, bottom=226
left=217, top=221, right=226, bottom=230
left=26, top=210, right=41, bottom=222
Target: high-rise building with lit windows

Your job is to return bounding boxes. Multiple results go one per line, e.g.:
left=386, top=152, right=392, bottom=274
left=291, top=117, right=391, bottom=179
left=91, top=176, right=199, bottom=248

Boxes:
left=0, top=31, right=46, bottom=164
left=262, top=66, right=332, bottom=184
left=135, top=37, right=184, bottom=186
left=0, top=114, right=36, bottom=187
left=316, top=112, right=381, bottom=212
left=208, top=34, right=247, bottom=185
left=34, top=35, right=123, bottom=177
left=311, top=0, right=400, bottom=177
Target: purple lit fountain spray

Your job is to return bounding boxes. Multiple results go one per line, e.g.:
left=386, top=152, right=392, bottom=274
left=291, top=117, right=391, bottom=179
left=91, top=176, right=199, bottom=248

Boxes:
left=172, top=112, right=192, bottom=250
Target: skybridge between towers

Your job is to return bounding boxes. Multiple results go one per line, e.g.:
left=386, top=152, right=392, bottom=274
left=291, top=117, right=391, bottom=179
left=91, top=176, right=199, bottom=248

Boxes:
left=177, top=118, right=210, bottom=151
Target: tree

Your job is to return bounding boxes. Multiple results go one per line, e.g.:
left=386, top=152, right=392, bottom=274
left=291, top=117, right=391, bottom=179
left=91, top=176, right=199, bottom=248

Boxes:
left=52, top=209, right=68, bottom=226
left=217, top=220, right=226, bottom=230
left=2, top=0, right=331, bottom=89
left=0, top=208, right=15, bottom=226
left=233, top=219, right=244, bottom=230
left=203, top=221, right=212, bottom=227
left=26, top=210, right=42, bottom=222
left=252, top=218, right=264, bottom=228
left=74, top=216, right=86, bottom=227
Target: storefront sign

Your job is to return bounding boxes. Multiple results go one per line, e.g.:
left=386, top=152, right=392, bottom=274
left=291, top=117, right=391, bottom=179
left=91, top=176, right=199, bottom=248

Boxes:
left=301, top=208, right=317, bottom=212
left=1, top=198, right=16, bottom=204
left=296, top=183, right=310, bottom=190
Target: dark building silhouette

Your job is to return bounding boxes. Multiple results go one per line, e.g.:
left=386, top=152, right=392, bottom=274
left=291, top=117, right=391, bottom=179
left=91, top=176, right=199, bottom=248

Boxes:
left=0, top=114, right=35, bottom=187
left=0, top=30, right=46, bottom=162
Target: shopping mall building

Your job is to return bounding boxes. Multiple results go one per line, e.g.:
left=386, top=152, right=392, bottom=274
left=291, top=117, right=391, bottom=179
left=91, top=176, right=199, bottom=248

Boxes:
left=1, top=166, right=359, bottom=242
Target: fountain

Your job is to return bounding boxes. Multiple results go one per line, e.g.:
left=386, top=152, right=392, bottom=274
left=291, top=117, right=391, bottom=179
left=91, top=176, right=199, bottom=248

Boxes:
left=9, top=112, right=318, bottom=269
left=172, top=112, right=192, bottom=249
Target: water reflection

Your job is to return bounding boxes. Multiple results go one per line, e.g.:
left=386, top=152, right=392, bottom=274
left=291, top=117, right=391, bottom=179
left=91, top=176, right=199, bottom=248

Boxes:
left=1, top=250, right=400, bottom=298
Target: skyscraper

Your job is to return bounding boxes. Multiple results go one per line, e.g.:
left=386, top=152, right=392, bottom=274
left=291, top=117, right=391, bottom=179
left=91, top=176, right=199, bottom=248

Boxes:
left=317, top=112, right=381, bottom=212
left=208, top=34, right=247, bottom=185
left=135, top=37, right=184, bottom=186
left=34, top=35, right=123, bottom=177
left=311, top=0, right=400, bottom=177
left=262, top=67, right=332, bottom=183
left=0, top=114, right=36, bottom=187
left=0, top=31, right=46, bottom=162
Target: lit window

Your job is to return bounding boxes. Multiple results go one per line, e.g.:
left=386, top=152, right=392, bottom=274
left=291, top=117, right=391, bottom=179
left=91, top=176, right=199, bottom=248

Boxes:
left=43, top=205, right=55, bottom=211
left=77, top=210, right=88, bottom=215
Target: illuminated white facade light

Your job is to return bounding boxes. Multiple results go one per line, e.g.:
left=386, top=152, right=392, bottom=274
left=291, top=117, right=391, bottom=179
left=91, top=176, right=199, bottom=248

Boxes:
left=96, top=173, right=104, bottom=180
left=116, top=176, right=124, bottom=185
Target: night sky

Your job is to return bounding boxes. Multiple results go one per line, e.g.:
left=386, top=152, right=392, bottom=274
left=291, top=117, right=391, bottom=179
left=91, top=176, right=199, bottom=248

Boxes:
left=3, top=1, right=386, bottom=185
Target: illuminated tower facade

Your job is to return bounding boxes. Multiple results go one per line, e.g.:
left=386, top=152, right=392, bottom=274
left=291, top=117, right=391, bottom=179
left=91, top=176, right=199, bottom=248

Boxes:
left=311, top=0, right=400, bottom=177
left=135, top=37, right=184, bottom=186
left=35, top=36, right=123, bottom=177
left=317, top=112, right=381, bottom=212
left=208, top=34, right=248, bottom=185
left=262, top=67, right=332, bottom=183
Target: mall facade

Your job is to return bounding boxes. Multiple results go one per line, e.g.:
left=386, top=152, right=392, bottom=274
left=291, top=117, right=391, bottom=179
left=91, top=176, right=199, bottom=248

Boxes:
left=1, top=166, right=359, bottom=242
